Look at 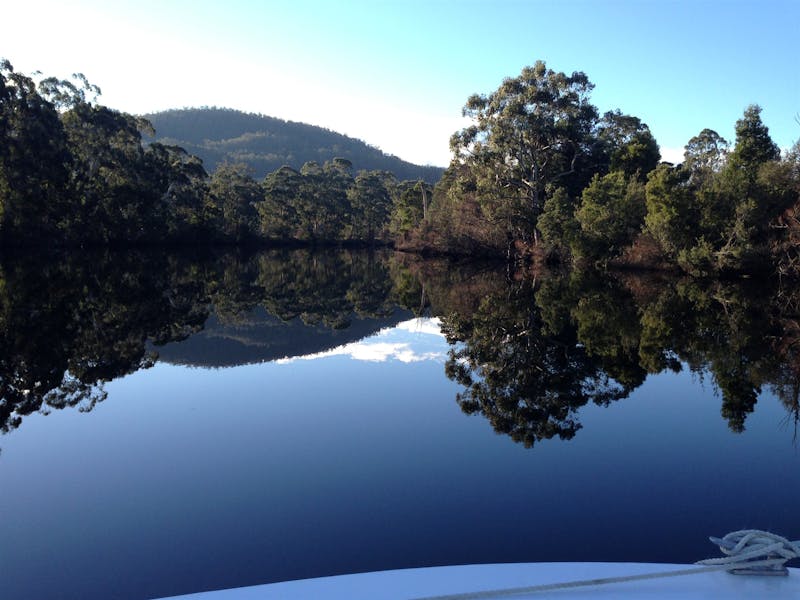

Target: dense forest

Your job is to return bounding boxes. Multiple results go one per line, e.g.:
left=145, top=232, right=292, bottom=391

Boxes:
left=145, top=108, right=444, bottom=183
left=1, top=57, right=798, bottom=276
left=0, top=60, right=434, bottom=246
left=419, top=61, right=800, bottom=276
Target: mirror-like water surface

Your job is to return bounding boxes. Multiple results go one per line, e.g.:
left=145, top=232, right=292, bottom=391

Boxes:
left=1, top=249, right=799, bottom=600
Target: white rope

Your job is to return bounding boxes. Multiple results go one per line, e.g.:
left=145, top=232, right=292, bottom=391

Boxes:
left=697, top=529, right=800, bottom=569
left=411, top=529, right=800, bottom=600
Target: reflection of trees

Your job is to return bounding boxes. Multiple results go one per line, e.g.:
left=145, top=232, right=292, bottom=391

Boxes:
left=4, top=246, right=800, bottom=445
left=0, top=248, right=413, bottom=437
left=631, top=278, right=779, bottom=433
left=440, top=278, right=631, bottom=448
left=0, top=251, right=212, bottom=435
left=255, top=250, right=396, bottom=328
left=437, top=265, right=800, bottom=445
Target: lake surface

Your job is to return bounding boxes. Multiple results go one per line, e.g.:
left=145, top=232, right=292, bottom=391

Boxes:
left=1, top=248, right=799, bottom=599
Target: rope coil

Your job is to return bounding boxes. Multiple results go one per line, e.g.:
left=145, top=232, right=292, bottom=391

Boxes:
left=697, top=529, right=800, bottom=573
left=412, top=529, right=800, bottom=600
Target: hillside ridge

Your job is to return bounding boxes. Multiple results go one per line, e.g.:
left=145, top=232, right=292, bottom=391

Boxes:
left=144, top=107, right=444, bottom=183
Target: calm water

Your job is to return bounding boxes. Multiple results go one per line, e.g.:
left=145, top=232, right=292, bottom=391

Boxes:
left=1, top=249, right=799, bottom=599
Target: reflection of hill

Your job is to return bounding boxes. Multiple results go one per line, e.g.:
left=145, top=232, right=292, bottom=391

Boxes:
left=153, top=306, right=414, bottom=368
left=3, top=246, right=800, bottom=444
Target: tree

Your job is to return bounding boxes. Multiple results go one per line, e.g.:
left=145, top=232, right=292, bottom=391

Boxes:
left=348, top=170, right=393, bottom=242
left=208, top=163, right=261, bottom=241
left=259, top=165, right=303, bottom=238
left=0, top=60, right=71, bottom=242
left=449, top=61, right=598, bottom=244
left=727, top=104, right=780, bottom=182
left=644, top=163, right=699, bottom=258
left=706, top=105, right=784, bottom=270
left=389, top=180, right=432, bottom=237
left=595, top=109, right=660, bottom=180
left=574, top=171, right=646, bottom=260
left=60, top=102, right=158, bottom=242
left=145, top=142, right=210, bottom=238
left=683, top=128, right=729, bottom=188
left=538, top=186, right=580, bottom=254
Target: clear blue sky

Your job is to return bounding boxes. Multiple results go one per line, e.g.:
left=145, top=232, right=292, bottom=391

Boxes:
left=5, top=0, right=798, bottom=166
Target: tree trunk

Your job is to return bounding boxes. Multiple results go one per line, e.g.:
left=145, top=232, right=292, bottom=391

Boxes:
left=420, top=181, right=428, bottom=221
left=531, top=163, right=541, bottom=245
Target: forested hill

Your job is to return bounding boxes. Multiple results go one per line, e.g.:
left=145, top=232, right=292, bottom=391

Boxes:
left=143, top=107, right=444, bottom=183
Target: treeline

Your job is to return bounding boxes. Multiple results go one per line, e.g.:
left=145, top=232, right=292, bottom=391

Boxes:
left=409, top=61, right=800, bottom=275
left=0, top=61, right=433, bottom=246
left=145, top=107, right=444, bottom=183
left=3, top=58, right=798, bottom=273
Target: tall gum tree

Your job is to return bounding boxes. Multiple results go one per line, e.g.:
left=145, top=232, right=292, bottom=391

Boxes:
left=449, top=61, right=598, bottom=245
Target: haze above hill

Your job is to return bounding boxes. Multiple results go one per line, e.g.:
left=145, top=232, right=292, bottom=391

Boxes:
left=144, top=107, right=445, bottom=183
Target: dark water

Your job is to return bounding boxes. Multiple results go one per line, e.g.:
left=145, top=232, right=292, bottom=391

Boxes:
left=1, top=249, right=799, bottom=600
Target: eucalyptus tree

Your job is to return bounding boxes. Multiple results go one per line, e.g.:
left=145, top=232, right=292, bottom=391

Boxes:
left=260, top=165, right=303, bottom=238
left=683, top=128, right=729, bottom=188
left=208, top=162, right=261, bottom=241
left=389, top=180, right=433, bottom=237
left=0, top=60, right=71, bottom=242
left=595, top=110, right=660, bottom=180
left=574, top=171, right=646, bottom=260
left=145, top=142, right=210, bottom=238
left=60, top=104, right=159, bottom=241
left=348, top=170, right=393, bottom=242
left=449, top=61, right=598, bottom=244
left=321, top=157, right=355, bottom=238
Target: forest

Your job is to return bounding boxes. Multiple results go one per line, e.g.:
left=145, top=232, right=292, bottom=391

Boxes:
left=0, top=59, right=433, bottom=246
left=144, top=107, right=444, bottom=183
left=1, top=58, right=798, bottom=276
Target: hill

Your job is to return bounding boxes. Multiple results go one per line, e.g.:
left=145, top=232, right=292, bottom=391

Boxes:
left=152, top=305, right=414, bottom=368
left=143, top=107, right=445, bottom=183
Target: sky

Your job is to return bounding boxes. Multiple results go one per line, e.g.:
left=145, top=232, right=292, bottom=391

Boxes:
left=4, top=0, right=798, bottom=167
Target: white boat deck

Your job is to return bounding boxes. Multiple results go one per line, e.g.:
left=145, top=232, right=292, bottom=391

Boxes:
left=154, top=562, right=800, bottom=599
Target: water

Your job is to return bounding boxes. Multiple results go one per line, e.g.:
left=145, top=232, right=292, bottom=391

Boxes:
left=1, top=249, right=798, bottom=599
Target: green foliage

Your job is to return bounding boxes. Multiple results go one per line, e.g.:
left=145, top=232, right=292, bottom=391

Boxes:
left=144, top=107, right=443, bottom=183
left=0, top=62, right=430, bottom=247
left=574, top=171, right=646, bottom=260
left=347, top=170, right=394, bottom=242
left=449, top=61, right=599, bottom=243
left=259, top=165, right=303, bottom=239
left=411, top=63, right=797, bottom=276
left=0, top=60, right=71, bottom=241
left=538, top=186, right=579, bottom=252
left=644, top=163, right=698, bottom=256
left=388, top=180, right=432, bottom=237
left=727, top=104, right=780, bottom=183
left=596, top=110, right=660, bottom=180
left=208, top=163, right=261, bottom=241
left=683, top=128, right=729, bottom=188
left=2, top=58, right=798, bottom=277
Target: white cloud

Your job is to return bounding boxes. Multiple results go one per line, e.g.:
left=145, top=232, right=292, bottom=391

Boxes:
left=277, top=317, right=447, bottom=364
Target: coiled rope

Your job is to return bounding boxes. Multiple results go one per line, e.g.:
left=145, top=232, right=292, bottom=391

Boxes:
left=412, top=530, right=800, bottom=600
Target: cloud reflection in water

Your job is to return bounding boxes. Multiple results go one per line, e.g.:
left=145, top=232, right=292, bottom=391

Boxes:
left=276, top=317, right=446, bottom=364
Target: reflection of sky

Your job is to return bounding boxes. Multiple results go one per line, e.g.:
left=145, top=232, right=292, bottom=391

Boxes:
left=4, top=317, right=800, bottom=600
left=276, top=317, right=447, bottom=364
